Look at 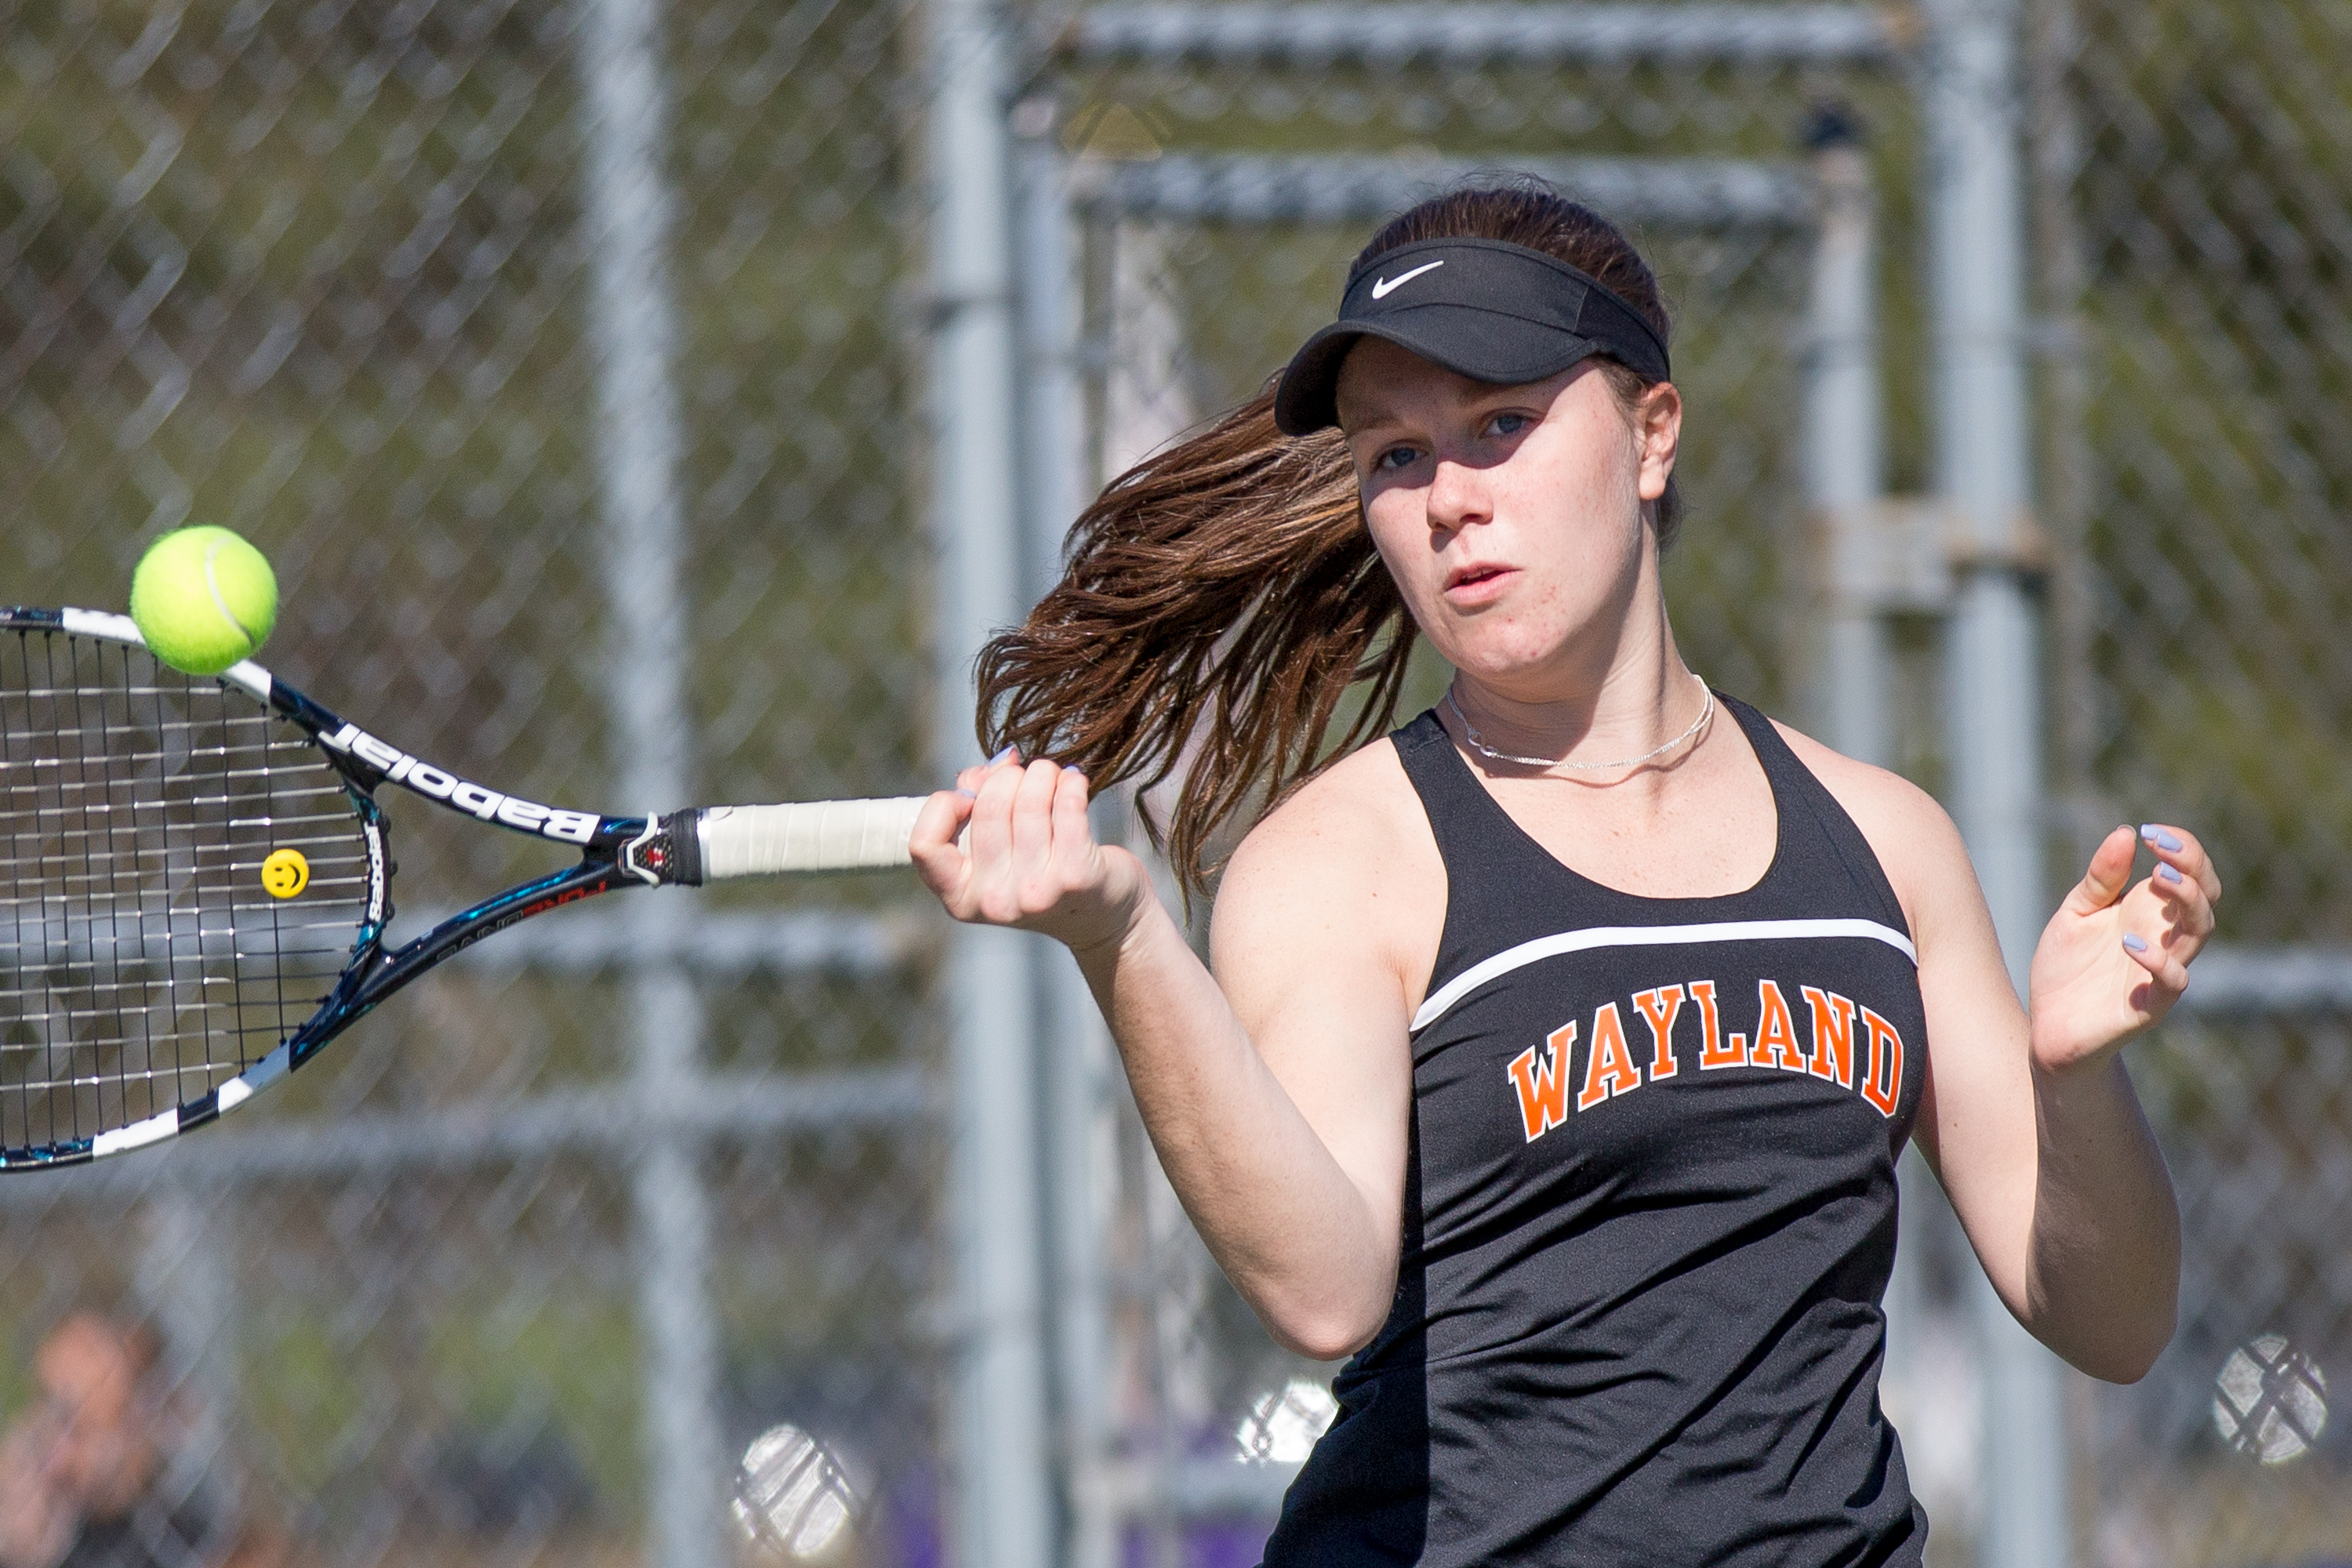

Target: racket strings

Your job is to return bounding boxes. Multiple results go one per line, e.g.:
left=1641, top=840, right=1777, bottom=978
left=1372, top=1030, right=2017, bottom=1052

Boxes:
left=1, top=630, right=370, bottom=1152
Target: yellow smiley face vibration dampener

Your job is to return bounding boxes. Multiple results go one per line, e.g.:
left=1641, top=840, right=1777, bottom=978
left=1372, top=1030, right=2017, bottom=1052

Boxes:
left=260, top=848, right=310, bottom=899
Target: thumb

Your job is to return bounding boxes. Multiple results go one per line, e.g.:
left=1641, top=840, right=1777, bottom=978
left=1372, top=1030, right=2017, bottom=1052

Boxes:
left=2066, top=824, right=2140, bottom=915
left=907, top=788, right=976, bottom=898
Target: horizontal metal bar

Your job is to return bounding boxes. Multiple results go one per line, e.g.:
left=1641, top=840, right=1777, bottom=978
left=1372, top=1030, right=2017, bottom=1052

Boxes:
left=1073, top=152, right=1813, bottom=227
left=4, top=1067, right=936, bottom=1198
left=1105, top=1457, right=1301, bottom=1520
left=2176, top=945, right=2352, bottom=1017
left=397, top=905, right=935, bottom=978
left=1051, top=3, right=1904, bottom=68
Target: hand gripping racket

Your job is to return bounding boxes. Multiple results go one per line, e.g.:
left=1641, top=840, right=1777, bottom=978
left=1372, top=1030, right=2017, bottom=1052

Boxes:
left=0, top=606, right=929, bottom=1170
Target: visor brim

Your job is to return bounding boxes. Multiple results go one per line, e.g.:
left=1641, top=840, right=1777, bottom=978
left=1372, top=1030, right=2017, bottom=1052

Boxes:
left=1272, top=310, right=1612, bottom=437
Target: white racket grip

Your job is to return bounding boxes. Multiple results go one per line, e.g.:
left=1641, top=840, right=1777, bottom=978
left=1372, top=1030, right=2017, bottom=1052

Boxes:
left=695, top=797, right=929, bottom=877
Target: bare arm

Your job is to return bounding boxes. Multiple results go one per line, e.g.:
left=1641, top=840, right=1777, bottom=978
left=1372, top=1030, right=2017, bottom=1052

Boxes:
left=1794, top=730, right=2210, bottom=1382
left=0, top=1414, right=70, bottom=1568
left=909, top=752, right=1420, bottom=1359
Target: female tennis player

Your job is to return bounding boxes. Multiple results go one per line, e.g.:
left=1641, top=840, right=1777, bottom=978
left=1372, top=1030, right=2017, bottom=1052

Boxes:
left=909, top=180, right=2213, bottom=1565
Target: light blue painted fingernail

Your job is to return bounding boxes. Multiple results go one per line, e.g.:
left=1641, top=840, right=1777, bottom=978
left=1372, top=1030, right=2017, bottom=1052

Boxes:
left=2140, top=824, right=2183, bottom=851
left=2156, top=862, right=2183, bottom=884
left=2122, top=933, right=2149, bottom=953
left=1063, top=764, right=1084, bottom=776
left=955, top=787, right=978, bottom=800
left=989, top=745, right=1018, bottom=766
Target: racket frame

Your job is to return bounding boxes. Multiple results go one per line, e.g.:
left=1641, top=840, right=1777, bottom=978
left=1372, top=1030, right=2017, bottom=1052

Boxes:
left=1, top=606, right=712, bottom=1168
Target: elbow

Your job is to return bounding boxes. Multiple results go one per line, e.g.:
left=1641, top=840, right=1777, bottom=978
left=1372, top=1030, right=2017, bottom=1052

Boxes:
left=2093, top=1236, right=2184, bottom=1385
left=2094, top=1301, right=2178, bottom=1385
left=2077, top=1339, right=2166, bottom=1387
left=2060, top=1287, right=2178, bottom=1385
left=1258, top=1286, right=1392, bottom=1363
left=1265, top=1304, right=1385, bottom=1364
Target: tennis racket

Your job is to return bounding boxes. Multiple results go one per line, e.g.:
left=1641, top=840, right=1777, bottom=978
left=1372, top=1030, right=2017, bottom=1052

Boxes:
left=0, top=605, right=930, bottom=1171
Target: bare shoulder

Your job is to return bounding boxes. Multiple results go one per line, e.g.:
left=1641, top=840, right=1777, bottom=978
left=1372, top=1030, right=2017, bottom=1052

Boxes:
left=1769, top=719, right=1976, bottom=935
left=1211, top=736, right=1445, bottom=1011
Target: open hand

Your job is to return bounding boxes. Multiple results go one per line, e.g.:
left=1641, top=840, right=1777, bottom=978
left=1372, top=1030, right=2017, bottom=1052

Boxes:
left=2028, top=822, right=2220, bottom=1076
left=908, top=750, right=1156, bottom=954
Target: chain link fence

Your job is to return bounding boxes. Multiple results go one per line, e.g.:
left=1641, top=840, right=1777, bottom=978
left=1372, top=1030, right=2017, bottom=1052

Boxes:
left=2054, top=0, right=2352, bottom=1563
left=0, top=0, right=944, bottom=1563
left=4, top=0, right=2351, bottom=1566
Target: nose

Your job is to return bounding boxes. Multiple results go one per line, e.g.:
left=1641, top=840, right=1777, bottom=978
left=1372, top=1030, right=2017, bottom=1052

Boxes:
left=1425, top=456, right=1490, bottom=534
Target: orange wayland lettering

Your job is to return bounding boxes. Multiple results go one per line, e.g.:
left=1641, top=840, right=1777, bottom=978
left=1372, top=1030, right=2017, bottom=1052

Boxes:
left=1631, top=985, right=1685, bottom=1080
left=1802, top=985, right=1859, bottom=1088
left=1751, top=979, right=1806, bottom=1073
left=1508, top=1022, right=1577, bottom=1141
left=1575, top=1003, right=1643, bottom=1112
left=1508, top=978, right=1907, bottom=1144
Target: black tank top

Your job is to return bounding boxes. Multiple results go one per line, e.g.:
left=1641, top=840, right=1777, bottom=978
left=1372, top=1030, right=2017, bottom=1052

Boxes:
left=1262, top=696, right=1929, bottom=1567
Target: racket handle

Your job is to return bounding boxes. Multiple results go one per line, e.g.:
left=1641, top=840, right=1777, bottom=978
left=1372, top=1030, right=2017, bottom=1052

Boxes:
left=695, top=797, right=929, bottom=878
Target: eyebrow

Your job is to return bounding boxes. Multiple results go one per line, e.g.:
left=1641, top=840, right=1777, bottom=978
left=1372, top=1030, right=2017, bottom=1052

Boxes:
left=1342, top=383, right=1544, bottom=440
left=1339, top=411, right=1411, bottom=443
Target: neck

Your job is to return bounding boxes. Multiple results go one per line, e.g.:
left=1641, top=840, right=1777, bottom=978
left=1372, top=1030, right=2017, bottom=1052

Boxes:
left=1446, top=605, right=1703, bottom=772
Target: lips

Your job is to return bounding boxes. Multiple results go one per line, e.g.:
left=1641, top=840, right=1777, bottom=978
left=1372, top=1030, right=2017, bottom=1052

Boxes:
left=1443, top=562, right=1515, bottom=595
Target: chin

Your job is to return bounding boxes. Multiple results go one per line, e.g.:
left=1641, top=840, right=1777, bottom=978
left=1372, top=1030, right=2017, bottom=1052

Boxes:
left=1441, top=636, right=1564, bottom=685
left=1432, top=601, right=1546, bottom=652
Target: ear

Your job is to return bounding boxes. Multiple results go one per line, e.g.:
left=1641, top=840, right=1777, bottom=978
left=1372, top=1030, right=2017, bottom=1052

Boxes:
left=1635, top=381, right=1682, bottom=503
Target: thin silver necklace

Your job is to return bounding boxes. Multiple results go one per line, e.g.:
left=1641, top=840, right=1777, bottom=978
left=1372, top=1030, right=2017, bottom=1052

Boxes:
left=1445, top=675, right=1715, bottom=775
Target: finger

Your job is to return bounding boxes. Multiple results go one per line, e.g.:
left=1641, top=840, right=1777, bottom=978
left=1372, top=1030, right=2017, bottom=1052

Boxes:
left=1048, top=766, right=1101, bottom=891
left=2146, top=858, right=2216, bottom=946
left=1051, top=765, right=1094, bottom=871
left=1009, top=757, right=1062, bottom=877
left=953, top=746, right=1018, bottom=807
left=2140, top=822, right=2221, bottom=905
left=2122, top=925, right=2190, bottom=991
left=2120, top=929, right=2190, bottom=1011
left=966, top=753, right=1026, bottom=873
left=2067, top=825, right=2141, bottom=913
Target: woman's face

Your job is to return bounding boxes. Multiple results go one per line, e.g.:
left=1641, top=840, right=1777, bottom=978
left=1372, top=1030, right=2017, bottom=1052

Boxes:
left=1336, top=338, right=1680, bottom=697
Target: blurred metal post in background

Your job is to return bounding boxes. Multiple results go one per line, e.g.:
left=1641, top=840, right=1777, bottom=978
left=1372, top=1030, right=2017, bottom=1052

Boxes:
left=1013, top=117, right=1121, bottom=1568
left=1803, top=115, right=1889, bottom=772
left=578, top=0, right=727, bottom=1561
left=928, top=0, right=1057, bottom=1562
left=1924, top=0, right=2067, bottom=1564
left=1799, top=109, right=1947, bottom=1459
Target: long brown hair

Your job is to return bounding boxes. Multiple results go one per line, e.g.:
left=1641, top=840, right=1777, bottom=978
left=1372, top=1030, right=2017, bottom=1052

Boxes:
left=975, top=178, right=1677, bottom=889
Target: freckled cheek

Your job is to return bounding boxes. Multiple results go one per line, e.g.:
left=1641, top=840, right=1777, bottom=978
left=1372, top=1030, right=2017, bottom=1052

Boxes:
left=1362, top=512, right=1445, bottom=601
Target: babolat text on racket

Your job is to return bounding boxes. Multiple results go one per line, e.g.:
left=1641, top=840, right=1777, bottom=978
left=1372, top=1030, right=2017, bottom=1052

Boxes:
left=0, top=606, right=929, bottom=1169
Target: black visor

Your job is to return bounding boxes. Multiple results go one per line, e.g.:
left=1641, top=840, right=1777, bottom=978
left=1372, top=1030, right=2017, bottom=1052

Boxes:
left=1272, top=238, right=1671, bottom=436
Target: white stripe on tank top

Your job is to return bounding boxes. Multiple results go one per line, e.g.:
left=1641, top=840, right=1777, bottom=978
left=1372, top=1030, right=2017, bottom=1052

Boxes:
left=1410, top=916, right=1918, bottom=1034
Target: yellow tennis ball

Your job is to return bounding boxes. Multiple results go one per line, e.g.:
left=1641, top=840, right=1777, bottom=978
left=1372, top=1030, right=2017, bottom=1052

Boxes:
left=129, top=526, right=278, bottom=677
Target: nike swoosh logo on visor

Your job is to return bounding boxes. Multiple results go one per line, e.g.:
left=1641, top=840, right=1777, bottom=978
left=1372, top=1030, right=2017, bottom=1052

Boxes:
left=1369, top=260, right=1444, bottom=299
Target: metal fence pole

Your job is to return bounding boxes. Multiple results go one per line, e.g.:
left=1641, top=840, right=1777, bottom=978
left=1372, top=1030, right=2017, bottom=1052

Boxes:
left=136, top=1192, right=236, bottom=1465
left=1013, top=126, right=1120, bottom=1568
left=928, top=0, right=1057, bottom=1561
left=1093, top=214, right=1214, bottom=1568
left=1924, top=0, right=2068, bottom=1564
left=1803, top=119, right=1889, bottom=769
left=578, top=0, right=727, bottom=1562
left=1800, top=112, right=1948, bottom=1459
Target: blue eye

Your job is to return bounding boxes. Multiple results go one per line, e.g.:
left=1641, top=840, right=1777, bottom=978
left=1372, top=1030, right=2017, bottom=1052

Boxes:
left=1376, top=445, right=1421, bottom=472
left=1486, top=412, right=1530, bottom=438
